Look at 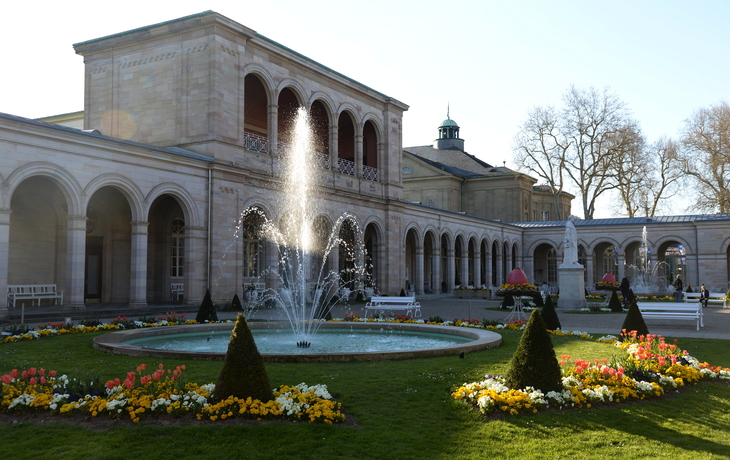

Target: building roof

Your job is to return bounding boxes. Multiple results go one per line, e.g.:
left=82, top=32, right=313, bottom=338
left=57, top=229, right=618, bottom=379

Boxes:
left=512, top=214, right=730, bottom=228
left=404, top=145, right=516, bottom=179
left=0, top=112, right=214, bottom=163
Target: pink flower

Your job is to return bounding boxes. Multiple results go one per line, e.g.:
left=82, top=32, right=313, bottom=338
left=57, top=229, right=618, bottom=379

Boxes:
left=1, top=375, right=12, bottom=384
left=39, top=368, right=45, bottom=376
left=40, top=377, right=46, bottom=384
left=29, top=368, right=37, bottom=376
left=29, top=377, right=37, bottom=385
left=10, top=369, right=18, bottom=378
left=49, top=370, right=56, bottom=377
left=21, top=370, right=29, bottom=379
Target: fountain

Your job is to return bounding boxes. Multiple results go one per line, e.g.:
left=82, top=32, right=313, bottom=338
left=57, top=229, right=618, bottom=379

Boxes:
left=93, top=107, right=504, bottom=361
left=242, top=107, right=364, bottom=340
left=626, top=226, right=670, bottom=294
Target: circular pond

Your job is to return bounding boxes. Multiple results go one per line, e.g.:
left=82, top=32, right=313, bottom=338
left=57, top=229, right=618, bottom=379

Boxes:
left=94, top=322, right=502, bottom=363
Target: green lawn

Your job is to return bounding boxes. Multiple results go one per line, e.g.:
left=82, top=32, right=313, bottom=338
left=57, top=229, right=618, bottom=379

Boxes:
left=1, top=329, right=729, bottom=459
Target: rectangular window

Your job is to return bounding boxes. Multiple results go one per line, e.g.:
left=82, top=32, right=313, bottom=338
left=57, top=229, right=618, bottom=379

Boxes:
left=541, top=211, right=550, bottom=221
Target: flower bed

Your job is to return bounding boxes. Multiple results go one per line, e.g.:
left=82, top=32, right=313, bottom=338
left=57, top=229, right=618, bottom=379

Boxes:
left=452, top=332, right=730, bottom=417
left=0, top=363, right=344, bottom=424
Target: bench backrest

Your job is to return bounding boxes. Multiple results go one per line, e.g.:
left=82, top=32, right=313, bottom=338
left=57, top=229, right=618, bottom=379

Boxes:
left=8, top=285, right=57, bottom=294
left=371, top=296, right=415, bottom=303
left=171, top=283, right=184, bottom=291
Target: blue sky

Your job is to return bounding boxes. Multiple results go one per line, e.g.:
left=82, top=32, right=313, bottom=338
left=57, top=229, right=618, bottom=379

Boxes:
left=2, top=1, right=728, bottom=217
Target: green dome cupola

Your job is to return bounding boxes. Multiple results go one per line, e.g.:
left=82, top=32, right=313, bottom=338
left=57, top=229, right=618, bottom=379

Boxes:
left=435, top=106, right=464, bottom=151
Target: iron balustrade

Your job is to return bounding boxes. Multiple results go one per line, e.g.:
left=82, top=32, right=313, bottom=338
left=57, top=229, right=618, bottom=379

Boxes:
left=242, top=132, right=377, bottom=181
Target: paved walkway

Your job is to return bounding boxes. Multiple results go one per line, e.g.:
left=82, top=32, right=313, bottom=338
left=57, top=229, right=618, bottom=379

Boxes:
left=4, top=294, right=729, bottom=340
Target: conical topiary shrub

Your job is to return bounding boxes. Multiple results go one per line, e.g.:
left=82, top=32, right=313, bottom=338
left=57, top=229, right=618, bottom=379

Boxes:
left=619, top=299, right=649, bottom=341
left=231, top=293, right=243, bottom=311
left=504, top=309, right=563, bottom=393
left=195, top=289, right=218, bottom=323
left=213, top=313, right=273, bottom=403
left=626, top=289, right=636, bottom=306
left=608, top=290, right=622, bottom=312
left=540, top=294, right=561, bottom=331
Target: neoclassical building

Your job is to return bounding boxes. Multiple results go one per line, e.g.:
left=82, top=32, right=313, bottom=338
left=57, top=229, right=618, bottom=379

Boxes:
left=1, top=11, right=729, bottom=318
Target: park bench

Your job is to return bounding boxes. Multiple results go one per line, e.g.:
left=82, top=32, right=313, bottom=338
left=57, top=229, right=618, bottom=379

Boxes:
left=637, top=302, right=703, bottom=330
left=170, top=283, right=184, bottom=301
left=683, top=292, right=726, bottom=308
left=7, top=284, right=63, bottom=308
left=365, top=295, right=422, bottom=318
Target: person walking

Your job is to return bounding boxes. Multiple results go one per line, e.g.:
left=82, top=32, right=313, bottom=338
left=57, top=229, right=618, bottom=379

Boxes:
left=620, top=277, right=631, bottom=306
left=700, top=283, right=710, bottom=308
left=672, top=274, right=683, bottom=302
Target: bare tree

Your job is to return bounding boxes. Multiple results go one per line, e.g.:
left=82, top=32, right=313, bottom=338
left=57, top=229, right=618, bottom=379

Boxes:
left=513, top=106, right=569, bottom=220
left=607, top=122, right=646, bottom=217
left=514, top=86, right=639, bottom=219
left=678, top=101, right=730, bottom=213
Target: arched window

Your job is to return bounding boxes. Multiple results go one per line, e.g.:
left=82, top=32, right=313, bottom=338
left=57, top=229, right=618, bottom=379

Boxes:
left=171, top=218, right=184, bottom=278
left=242, top=214, right=265, bottom=278
left=547, top=248, right=557, bottom=283
left=603, top=246, right=618, bottom=278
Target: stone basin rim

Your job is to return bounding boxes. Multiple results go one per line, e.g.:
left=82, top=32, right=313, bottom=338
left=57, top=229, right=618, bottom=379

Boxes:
left=93, top=321, right=503, bottom=363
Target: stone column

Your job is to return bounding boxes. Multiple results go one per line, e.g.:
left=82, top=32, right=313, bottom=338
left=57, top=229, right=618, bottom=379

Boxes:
left=129, top=222, right=149, bottom=309
left=585, top=255, right=595, bottom=289
left=447, top=248, right=456, bottom=292
left=329, top=126, right=339, bottom=173
left=432, top=245, right=441, bottom=293
left=354, top=134, right=364, bottom=178
left=0, top=210, right=10, bottom=316
left=415, top=246, right=424, bottom=295
left=495, top=254, right=503, bottom=286
left=485, top=250, right=493, bottom=287
left=65, top=216, right=87, bottom=311
left=267, top=104, right=279, bottom=155
left=473, top=252, right=482, bottom=287
left=461, top=247, right=470, bottom=286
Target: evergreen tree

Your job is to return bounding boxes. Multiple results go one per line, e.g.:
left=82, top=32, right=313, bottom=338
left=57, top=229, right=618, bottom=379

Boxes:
left=540, top=294, right=561, bottom=330
left=505, top=309, right=563, bottom=393
left=501, top=293, right=515, bottom=309
left=195, top=289, right=218, bottom=323
left=213, top=313, right=273, bottom=403
left=620, top=299, right=650, bottom=341
left=608, top=290, right=623, bottom=312
left=231, top=293, right=243, bottom=311
left=532, top=291, right=544, bottom=307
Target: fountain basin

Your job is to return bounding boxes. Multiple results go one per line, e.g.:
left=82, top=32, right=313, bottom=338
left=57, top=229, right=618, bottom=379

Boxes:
left=94, top=322, right=502, bottom=363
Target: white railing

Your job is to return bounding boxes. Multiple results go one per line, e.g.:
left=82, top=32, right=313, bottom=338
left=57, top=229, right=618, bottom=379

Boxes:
left=338, top=158, right=356, bottom=176
left=363, top=165, right=378, bottom=182
left=244, top=131, right=269, bottom=154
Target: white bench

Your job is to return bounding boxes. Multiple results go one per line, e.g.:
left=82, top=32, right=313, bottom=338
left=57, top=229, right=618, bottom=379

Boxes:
left=637, top=302, right=703, bottom=330
left=684, top=292, right=726, bottom=308
left=7, top=284, right=63, bottom=308
left=365, top=296, right=422, bottom=318
left=170, top=283, right=184, bottom=301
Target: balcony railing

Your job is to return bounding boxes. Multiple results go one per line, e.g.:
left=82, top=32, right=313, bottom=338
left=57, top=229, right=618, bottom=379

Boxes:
left=363, top=165, right=378, bottom=182
left=338, top=158, right=356, bottom=176
left=244, top=131, right=269, bottom=154
left=243, top=131, right=377, bottom=182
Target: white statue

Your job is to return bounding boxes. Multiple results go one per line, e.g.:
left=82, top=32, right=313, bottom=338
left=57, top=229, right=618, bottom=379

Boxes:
left=561, top=215, right=581, bottom=268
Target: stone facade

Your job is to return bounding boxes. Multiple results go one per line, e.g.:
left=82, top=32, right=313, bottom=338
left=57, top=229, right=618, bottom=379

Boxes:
left=1, top=11, right=728, bottom=318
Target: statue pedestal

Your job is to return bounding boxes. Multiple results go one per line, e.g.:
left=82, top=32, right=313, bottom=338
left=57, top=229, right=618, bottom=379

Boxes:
left=558, top=265, right=586, bottom=310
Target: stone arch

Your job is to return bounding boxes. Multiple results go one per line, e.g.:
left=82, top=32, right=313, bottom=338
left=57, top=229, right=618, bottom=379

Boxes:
left=146, top=183, right=202, bottom=228
left=83, top=174, right=145, bottom=222
left=242, top=64, right=276, bottom=102
left=5, top=162, right=83, bottom=215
